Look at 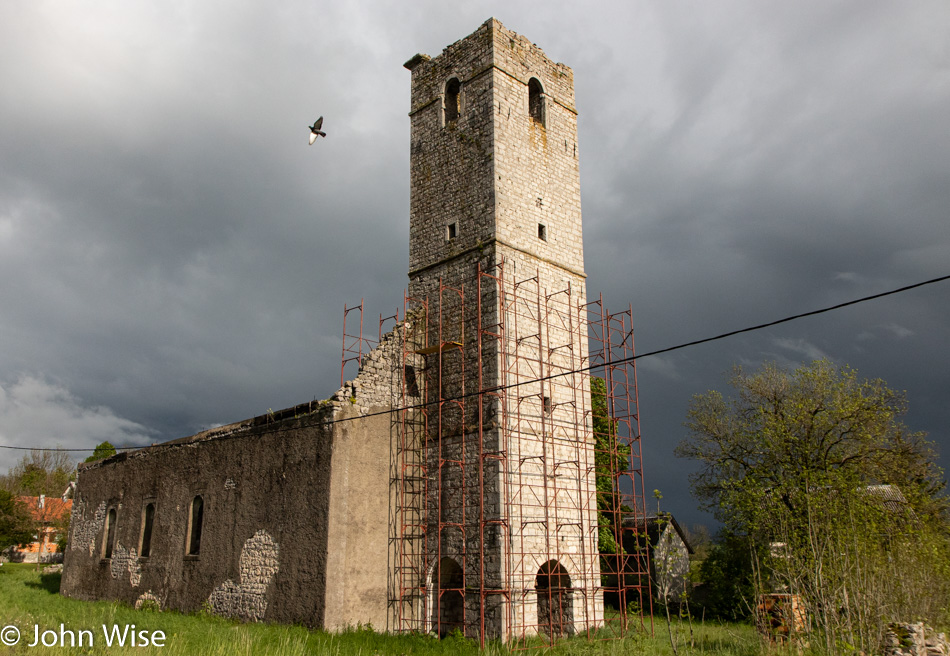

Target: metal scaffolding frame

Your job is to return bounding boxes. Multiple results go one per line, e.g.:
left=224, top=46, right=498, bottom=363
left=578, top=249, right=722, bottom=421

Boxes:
left=585, top=296, right=654, bottom=637
left=345, top=262, right=651, bottom=646
left=340, top=299, right=376, bottom=387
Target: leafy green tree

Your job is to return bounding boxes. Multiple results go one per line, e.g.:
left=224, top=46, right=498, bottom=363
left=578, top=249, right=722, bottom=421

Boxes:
left=1, top=450, right=75, bottom=562
left=1, top=449, right=74, bottom=498
left=677, top=360, right=949, bottom=652
left=54, top=512, right=70, bottom=553
left=84, top=441, right=117, bottom=463
left=592, top=376, right=643, bottom=612
left=19, top=464, right=48, bottom=496
left=694, top=530, right=759, bottom=620
left=0, top=489, right=33, bottom=551
left=591, top=377, right=630, bottom=556
left=677, top=360, right=946, bottom=528
left=683, top=522, right=712, bottom=565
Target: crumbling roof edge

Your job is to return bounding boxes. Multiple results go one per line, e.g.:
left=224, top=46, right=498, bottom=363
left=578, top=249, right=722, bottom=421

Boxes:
left=623, top=511, right=695, bottom=555
left=79, top=398, right=337, bottom=471
left=80, top=316, right=411, bottom=473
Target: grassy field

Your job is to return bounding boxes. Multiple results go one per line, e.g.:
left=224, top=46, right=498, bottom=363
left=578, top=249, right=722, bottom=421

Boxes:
left=0, top=564, right=768, bottom=655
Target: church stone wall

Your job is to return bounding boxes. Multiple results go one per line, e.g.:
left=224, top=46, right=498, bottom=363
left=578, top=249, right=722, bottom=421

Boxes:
left=62, top=331, right=401, bottom=630
left=61, top=407, right=337, bottom=624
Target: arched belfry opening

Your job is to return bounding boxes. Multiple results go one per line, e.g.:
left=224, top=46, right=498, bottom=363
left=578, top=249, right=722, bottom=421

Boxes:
left=444, top=77, right=461, bottom=124
left=528, top=77, right=545, bottom=126
left=432, top=557, right=464, bottom=637
left=536, top=560, right=574, bottom=637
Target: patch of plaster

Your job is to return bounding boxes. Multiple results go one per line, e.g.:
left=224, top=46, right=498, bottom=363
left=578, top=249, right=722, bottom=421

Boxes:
left=135, top=591, right=162, bottom=610
left=110, top=542, right=141, bottom=586
left=71, top=500, right=107, bottom=557
left=207, top=530, right=279, bottom=622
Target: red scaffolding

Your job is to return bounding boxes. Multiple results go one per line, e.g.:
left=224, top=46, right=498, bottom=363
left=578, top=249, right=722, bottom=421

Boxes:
left=340, top=299, right=376, bottom=387
left=344, top=262, right=651, bottom=646
left=585, top=296, right=654, bottom=637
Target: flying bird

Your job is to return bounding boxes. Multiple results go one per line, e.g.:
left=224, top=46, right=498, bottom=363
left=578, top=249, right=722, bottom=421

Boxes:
left=309, top=117, right=326, bottom=145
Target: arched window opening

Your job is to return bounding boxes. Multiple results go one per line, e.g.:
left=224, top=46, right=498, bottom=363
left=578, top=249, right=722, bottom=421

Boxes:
left=528, top=78, right=545, bottom=126
left=444, top=78, right=461, bottom=124
left=140, top=503, right=155, bottom=558
left=187, top=495, right=203, bottom=556
left=404, top=365, right=420, bottom=397
left=536, top=560, right=574, bottom=637
left=102, top=508, right=117, bottom=559
left=433, top=557, right=464, bottom=638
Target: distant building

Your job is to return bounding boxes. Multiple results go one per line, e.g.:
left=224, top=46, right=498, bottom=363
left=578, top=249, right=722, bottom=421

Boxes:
left=863, top=484, right=914, bottom=518
left=621, top=513, right=693, bottom=605
left=2, top=495, right=72, bottom=563
left=645, top=514, right=693, bottom=603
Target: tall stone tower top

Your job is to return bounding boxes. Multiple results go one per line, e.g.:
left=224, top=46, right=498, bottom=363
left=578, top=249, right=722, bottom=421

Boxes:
left=404, top=18, right=576, bottom=111
left=405, top=18, right=584, bottom=291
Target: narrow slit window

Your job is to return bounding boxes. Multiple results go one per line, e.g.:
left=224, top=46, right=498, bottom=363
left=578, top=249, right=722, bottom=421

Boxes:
left=103, top=508, right=117, bottom=559
left=446, top=222, right=457, bottom=241
left=538, top=223, right=547, bottom=241
left=444, top=78, right=460, bottom=124
left=404, top=365, right=420, bottom=397
left=543, top=395, right=553, bottom=416
left=187, top=495, right=203, bottom=556
left=140, top=503, right=155, bottom=558
left=528, top=78, right=545, bottom=126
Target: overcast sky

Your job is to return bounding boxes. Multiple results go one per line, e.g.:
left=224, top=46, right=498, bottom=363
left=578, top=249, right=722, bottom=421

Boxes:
left=1, top=1, right=948, bottom=529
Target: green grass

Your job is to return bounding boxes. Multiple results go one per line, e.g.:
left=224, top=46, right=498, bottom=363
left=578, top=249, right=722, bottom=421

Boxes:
left=0, top=564, right=766, bottom=655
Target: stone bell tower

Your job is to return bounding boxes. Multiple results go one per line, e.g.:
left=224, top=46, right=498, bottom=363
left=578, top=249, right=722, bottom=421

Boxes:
left=399, top=19, right=601, bottom=640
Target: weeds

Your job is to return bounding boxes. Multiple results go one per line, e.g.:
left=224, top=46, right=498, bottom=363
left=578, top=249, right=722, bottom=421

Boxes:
left=0, top=564, right=766, bottom=655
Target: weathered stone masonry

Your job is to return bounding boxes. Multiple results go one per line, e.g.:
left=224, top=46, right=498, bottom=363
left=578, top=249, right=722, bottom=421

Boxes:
left=62, top=338, right=401, bottom=629
left=401, top=19, right=601, bottom=639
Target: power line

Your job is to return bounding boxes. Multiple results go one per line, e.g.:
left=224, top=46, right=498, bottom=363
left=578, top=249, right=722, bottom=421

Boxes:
left=2, top=273, right=948, bottom=454
left=614, top=273, right=950, bottom=364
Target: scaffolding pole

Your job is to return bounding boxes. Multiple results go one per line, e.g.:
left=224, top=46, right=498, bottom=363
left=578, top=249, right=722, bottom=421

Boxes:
left=348, top=274, right=651, bottom=646
left=586, top=295, right=653, bottom=637
left=340, top=299, right=377, bottom=387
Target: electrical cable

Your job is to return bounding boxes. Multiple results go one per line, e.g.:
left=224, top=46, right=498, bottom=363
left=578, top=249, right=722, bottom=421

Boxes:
left=2, top=272, right=948, bottom=453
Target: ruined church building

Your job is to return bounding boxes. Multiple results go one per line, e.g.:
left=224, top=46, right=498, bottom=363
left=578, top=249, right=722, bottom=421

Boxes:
left=62, top=19, right=650, bottom=643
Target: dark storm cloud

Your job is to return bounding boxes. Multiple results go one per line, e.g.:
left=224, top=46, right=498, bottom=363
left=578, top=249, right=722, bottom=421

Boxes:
left=0, top=1, right=411, bottom=445
left=574, top=1, right=950, bottom=525
left=1, top=1, right=948, bottom=529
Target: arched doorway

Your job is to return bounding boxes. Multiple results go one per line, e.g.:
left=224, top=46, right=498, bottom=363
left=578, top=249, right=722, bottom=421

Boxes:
left=432, top=557, right=464, bottom=638
left=536, top=560, right=574, bottom=637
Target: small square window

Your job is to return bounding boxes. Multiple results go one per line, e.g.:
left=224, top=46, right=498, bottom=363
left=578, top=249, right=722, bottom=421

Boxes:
left=446, top=223, right=457, bottom=241
left=538, top=224, right=547, bottom=241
